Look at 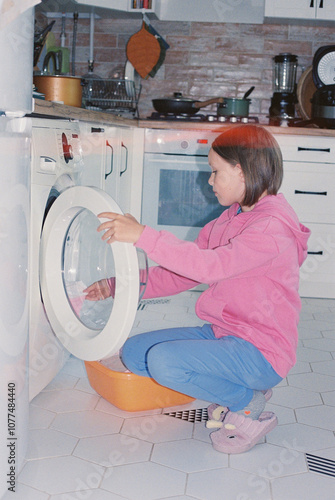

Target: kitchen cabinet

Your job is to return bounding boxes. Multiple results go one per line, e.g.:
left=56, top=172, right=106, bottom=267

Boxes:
left=156, top=0, right=264, bottom=23
left=276, top=134, right=335, bottom=299
left=264, top=0, right=335, bottom=21
left=79, top=122, right=144, bottom=218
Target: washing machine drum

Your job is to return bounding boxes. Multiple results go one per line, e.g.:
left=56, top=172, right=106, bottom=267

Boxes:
left=40, top=185, right=141, bottom=361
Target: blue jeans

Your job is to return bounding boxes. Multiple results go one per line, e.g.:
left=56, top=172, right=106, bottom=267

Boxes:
left=121, top=324, right=283, bottom=411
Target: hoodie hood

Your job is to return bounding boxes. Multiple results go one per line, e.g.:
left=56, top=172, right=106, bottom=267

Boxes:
left=245, top=193, right=311, bottom=266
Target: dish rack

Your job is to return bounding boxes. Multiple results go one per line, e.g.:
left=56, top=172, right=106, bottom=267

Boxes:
left=81, top=77, right=141, bottom=116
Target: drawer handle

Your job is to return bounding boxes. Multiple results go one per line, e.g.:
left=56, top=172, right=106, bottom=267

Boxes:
left=297, top=146, right=330, bottom=153
left=294, top=189, right=327, bottom=196
left=307, top=251, right=323, bottom=255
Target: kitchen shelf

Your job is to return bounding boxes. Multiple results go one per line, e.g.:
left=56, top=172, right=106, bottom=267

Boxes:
left=81, top=78, right=141, bottom=117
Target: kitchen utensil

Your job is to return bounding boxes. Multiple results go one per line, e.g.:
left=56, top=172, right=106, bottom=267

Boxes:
left=296, top=66, right=317, bottom=120
left=42, top=50, right=63, bottom=75
left=311, top=84, right=335, bottom=128
left=152, top=93, right=223, bottom=115
left=33, top=75, right=82, bottom=107
left=124, top=60, right=140, bottom=99
left=33, top=21, right=55, bottom=67
left=243, top=86, right=255, bottom=100
left=126, top=22, right=161, bottom=79
left=312, top=45, right=335, bottom=88
left=217, top=97, right=251, bottom=117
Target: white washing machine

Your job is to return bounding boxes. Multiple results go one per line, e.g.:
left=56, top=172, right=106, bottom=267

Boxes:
left=29, top=118, right=142, bottom=401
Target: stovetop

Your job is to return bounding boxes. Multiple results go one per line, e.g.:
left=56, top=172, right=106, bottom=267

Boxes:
left=147, top=112, right=259, bottom=124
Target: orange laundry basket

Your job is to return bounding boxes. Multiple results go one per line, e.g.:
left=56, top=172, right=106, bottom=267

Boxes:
left=84, top=360, right=195, bottom=412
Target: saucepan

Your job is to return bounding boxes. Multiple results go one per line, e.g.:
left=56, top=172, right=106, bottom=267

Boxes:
left=152, top=92, right=223, bottom=115
left=217, top=86, right=255, bottom=117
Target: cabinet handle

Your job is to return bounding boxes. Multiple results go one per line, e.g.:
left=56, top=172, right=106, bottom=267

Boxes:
left=310, top=0, right=314, bottom=6
left=319, top=0, right=323, bottom=7
left=120, top=142, right=128, bottom=176
left=307, top=251, right=323, bottom=255
left=297, top=146, right=330, bottom=153
left=294, top=189, right=327, bottom=196
left=105, top=140, right=114, bottom=180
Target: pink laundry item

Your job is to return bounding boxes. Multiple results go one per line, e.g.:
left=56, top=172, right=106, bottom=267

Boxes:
left=210, top=410, right=278, bottom=454
left=135, top=194, right=310, bottom=378
left=69, top=294, right=86, bottom=316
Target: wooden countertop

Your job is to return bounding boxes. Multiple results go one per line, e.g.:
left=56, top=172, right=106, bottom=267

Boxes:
left=33, top=99, right=335, bottom=137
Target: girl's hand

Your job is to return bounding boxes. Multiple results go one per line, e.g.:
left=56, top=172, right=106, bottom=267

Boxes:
left=83, top=279, right=112, bottom=301
left=97, top=212, right=145, bottom=244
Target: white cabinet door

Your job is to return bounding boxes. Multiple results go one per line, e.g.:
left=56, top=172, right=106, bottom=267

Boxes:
left=157, top=0, right=264, bottom=23
left=265, top=0, right=335, bottom=20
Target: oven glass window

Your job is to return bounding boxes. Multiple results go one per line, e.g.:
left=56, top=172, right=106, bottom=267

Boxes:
left=158, top=169, right=224, bottom=227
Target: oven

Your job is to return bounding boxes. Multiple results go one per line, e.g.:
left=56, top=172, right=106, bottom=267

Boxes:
left=141, top=128, right=225, bottom=241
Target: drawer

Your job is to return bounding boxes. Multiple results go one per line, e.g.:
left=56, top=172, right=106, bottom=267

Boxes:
left=299, top=223, right=335, bottom=299
left=280, top=162, right=335, bottom=224
left=274, top=135, right=335, bottom=163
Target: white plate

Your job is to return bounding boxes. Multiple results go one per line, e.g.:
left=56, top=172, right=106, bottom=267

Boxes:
left=124, top=60, right=140, bottom=98
left=317, top=52, right=335, bottom=85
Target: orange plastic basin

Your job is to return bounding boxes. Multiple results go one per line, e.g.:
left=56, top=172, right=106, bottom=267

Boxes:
left=85, top=360, right=195, bottom=412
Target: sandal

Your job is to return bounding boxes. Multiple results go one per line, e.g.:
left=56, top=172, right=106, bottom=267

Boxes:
left=210, top=410, right=278, bottom=454
left=206, top=388, right=273, bottom=428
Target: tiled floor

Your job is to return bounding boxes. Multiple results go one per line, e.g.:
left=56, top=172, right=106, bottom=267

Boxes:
left=7, top=292, right=335, bottom=500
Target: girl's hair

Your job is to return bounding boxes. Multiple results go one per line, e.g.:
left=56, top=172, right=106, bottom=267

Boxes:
left=212, top=124, right=283, bottom=207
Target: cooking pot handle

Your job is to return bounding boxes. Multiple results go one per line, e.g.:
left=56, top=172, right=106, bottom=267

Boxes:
left=193, top=97, right=224, bottom=109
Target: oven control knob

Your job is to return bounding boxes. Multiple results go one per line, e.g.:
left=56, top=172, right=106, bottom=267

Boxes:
left=230, top=116, right=238, bottom=123
left=180, top=140, right=188, bottom=149
left=241, top=117, right=249, bottom=123
left=207, top=115, right=215, bottom=122
left=218, top=116, right=227, bottom=122
left=62, top=132, right=73, bottom=163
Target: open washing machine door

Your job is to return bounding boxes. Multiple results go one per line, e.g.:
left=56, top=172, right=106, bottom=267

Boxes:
left=40, top=185, right=143, bottom=361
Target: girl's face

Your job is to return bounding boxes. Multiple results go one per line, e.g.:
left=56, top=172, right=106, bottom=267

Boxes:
left=208, top=148, right=246, bottom=208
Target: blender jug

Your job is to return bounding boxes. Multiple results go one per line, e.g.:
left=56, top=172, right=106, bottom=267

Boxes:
left=269, top=53, right=298, bottom=123
left=273, top=53, right=298, bottom=93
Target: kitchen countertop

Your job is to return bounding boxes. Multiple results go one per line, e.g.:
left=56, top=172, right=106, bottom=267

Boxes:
left=33, top=99, right=335, bottom=137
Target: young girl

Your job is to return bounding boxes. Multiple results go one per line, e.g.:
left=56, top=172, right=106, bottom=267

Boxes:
left=86, top=124, right=310, bottom=454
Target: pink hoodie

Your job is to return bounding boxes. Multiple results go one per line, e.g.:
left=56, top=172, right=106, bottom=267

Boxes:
left=135, top=194, right=311, bottom=378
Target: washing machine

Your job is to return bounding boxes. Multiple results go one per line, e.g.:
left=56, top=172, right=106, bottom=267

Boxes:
left=29, top=118, right=142, bottom=401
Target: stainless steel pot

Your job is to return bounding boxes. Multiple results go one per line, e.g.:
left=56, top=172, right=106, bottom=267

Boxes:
left=33, top=75, right=83, bottom=107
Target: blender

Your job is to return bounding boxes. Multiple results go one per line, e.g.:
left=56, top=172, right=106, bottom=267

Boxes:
left=269, top=53, right=298, bottom=125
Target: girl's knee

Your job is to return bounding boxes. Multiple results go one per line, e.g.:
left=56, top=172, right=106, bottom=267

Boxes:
left=147, top=343, right=180, bottom=385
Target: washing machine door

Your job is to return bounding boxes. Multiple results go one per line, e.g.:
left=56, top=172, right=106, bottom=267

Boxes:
left=40, top=185, right=140, bottom=361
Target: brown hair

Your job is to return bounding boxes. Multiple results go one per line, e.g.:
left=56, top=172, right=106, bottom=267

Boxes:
left=212, top=124, right=283, bottom=207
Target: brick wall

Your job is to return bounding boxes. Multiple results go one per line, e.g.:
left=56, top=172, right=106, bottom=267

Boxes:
left=35, top=13, right=335, bottom=123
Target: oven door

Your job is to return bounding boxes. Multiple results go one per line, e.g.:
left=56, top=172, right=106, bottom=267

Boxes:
left=141, top=153, right=224, bottom=241
left=40, top=185, right=141, bottom=361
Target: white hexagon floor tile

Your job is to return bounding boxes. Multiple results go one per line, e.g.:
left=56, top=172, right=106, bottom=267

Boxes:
left=266, top=422, right=335, bottom=452
left=101, top=461, right=186, bottom=500
left=2, top=483, right=49, bottom=500
left=271, top=471, right=335, bottom=500
left=28, top=405, right=55, bottom=430
left=50, top=409, right=124, bottom=437
left=31, top=388, right=100, bottom=413
left=322, top=390, right=335, bottom=406
left=73, top=433, right=152, bottom=467
left=229, top=442, right=307, bottom=478
left=270, top=385, right=322, bottom=408
left=151, top=438, right=228, bottom=472
left=295, top=405, right=335, bottom=431
left=187, top=467, right=271, bottom=500
left=18, top=455, right=105, bottom=496
left=287, top=372, right=335, bottom=393
left=50, top=490, right=126, bottom=500
left=121, top=414, right=193, bottom=443
left=26, top=428, right=78, bottom=460
left=311, top=359, right=335, bottom=376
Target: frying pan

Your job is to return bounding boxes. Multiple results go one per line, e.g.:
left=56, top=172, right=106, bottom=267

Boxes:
left=152, top=92, right=223, bottom=115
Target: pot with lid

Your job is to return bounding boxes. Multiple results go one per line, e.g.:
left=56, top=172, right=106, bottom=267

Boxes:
left=217, top=87, right=255, bottom=117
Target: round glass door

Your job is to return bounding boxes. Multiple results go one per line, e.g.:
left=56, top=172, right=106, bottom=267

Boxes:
left=40, top=186, right=140, bottom=360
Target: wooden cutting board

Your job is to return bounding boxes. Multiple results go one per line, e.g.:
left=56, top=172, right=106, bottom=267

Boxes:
left=297, top=66, right=317, bottom=120
left=126, top=23, right=161, bottom=79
